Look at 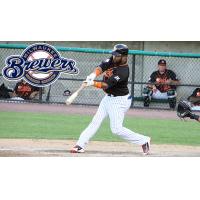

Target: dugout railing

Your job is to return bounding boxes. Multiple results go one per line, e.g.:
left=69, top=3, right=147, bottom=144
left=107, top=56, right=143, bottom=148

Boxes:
left=0, top=43, right=200, bottom=109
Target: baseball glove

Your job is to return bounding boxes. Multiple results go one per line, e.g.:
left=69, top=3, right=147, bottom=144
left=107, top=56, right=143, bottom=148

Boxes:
left=177, top=100, right=199, bottom=121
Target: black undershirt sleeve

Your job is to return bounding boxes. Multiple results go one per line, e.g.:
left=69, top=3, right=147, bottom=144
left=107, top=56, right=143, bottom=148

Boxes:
left=99, top=57, right=113, bottom=72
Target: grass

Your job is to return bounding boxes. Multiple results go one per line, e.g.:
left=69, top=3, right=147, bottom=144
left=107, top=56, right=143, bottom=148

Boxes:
left=0, top=111, right=199, bottom=146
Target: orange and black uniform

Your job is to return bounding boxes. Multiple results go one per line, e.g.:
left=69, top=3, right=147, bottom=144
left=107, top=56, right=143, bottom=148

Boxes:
left=143, top=68, right=179, bottom=109
left=14, top=81, right=39, bottom=100
left=188, top=88, right=200, bottom=105
left=99, top=56, right=129, bottom=96
left=149, top=69, right=178, bottom=92
left=190, top=88, right=200, bottom=97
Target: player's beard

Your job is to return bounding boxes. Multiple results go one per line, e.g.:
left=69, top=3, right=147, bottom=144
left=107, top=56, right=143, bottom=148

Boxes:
left=115, top=58, right=122, bottom=64
left=113, top=56, right=121, bottom=64
left=121, top=56, right=128, bottom=65
left=113, top=56, right=127, bottom=65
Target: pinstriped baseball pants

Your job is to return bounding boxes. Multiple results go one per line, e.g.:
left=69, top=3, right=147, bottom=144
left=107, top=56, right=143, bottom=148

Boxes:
left=76, top=94, right=150, bottom=149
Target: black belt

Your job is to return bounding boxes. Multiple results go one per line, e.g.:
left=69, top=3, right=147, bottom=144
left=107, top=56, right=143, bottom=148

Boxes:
left=107, top=94, right=117, bottom=97
left=107, top=94, right=130, bottom=97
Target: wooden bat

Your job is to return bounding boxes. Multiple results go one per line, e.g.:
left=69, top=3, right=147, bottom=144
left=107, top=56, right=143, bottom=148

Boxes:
left=65, top=83, right=86, bottom=105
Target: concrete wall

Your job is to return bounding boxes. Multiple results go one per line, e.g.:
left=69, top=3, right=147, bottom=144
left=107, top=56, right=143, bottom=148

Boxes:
left=144, top=41, right=200, bottom=53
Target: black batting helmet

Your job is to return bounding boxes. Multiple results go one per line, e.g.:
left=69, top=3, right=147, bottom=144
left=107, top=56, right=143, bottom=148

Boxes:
left=112, top=44, right=129, bottom=56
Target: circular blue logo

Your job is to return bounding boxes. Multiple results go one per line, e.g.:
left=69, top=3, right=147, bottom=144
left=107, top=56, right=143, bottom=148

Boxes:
left=2, top=43, right=79, bottom=87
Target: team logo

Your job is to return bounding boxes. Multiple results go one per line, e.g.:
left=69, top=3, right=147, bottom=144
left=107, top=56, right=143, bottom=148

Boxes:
left=2, top=43, right=79, bottom=87
left=114, top=76, right=120, bottom=81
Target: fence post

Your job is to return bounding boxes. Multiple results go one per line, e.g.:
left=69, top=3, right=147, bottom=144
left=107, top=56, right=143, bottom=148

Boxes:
left=39, top=88, right=43, bottom=102
left=131, top=54, right=136, bottom=108
left=46, top=85, right=51, bottom=102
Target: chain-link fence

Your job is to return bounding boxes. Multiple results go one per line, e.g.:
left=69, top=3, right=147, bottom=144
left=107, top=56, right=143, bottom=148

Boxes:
left=0, top=43, right=200, bottom=109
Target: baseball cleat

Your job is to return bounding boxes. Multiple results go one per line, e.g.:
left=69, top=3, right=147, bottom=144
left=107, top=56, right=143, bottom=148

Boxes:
left=142, top=138, right=151, bottom=155
left=70, top=145, right=85, bottom=153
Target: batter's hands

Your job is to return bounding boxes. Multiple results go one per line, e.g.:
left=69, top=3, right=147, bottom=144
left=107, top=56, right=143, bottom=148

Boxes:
left=83, top=80, right=94, bottom=87
left=86, top=72, right=96, bottom=82
left=81, top=82, right=88, bottom=88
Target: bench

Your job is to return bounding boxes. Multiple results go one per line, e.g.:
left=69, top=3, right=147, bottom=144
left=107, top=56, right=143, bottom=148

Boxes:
left=133, top=97, right=169, bottom=103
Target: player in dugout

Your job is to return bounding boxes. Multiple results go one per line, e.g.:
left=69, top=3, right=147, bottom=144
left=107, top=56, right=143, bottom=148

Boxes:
left=143, top=59, right=180, bottom=109
left=12, top=80, right=40, bottom=100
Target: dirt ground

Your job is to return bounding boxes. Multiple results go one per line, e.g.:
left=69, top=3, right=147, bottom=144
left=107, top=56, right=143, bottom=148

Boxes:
left=0, top=102, right=200, bottom=157
left=0, top=139, right=200, bottom=157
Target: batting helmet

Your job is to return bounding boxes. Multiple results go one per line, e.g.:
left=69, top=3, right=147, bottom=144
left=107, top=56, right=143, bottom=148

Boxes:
left=112, top=44, right=129, bottom=56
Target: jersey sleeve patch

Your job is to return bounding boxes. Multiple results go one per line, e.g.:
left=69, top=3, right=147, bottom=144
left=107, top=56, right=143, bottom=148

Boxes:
left=114, top=76, right=120, bottom=82
left=105, top=59, right=110, bottom=63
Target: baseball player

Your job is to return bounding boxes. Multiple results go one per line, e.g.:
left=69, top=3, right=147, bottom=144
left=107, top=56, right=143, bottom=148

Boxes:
left=143, top=59, right=180, bottom=109
left=177, top=100, right=200, bottom=122
left=70, top=44, right=151, bottom=155
left=188, top=88, right=200, bottom=106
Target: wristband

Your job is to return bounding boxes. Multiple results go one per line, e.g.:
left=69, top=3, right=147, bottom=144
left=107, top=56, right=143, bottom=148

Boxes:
left=94, top=81, right=103, bottom=88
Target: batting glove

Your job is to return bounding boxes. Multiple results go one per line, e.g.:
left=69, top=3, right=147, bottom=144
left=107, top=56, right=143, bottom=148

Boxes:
left=86, top=73, right=96, bottom=82
left=83, top=80, right=94, bottom=87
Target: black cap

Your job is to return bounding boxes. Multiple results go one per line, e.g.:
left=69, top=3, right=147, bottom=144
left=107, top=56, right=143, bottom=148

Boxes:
left=112, top=44, right=129, bottom=56
left=158, top=59, right=166, bottom=65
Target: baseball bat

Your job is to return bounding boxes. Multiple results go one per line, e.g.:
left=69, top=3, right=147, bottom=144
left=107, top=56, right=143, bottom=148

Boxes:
left=65, top=83, right=85, bottom=105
